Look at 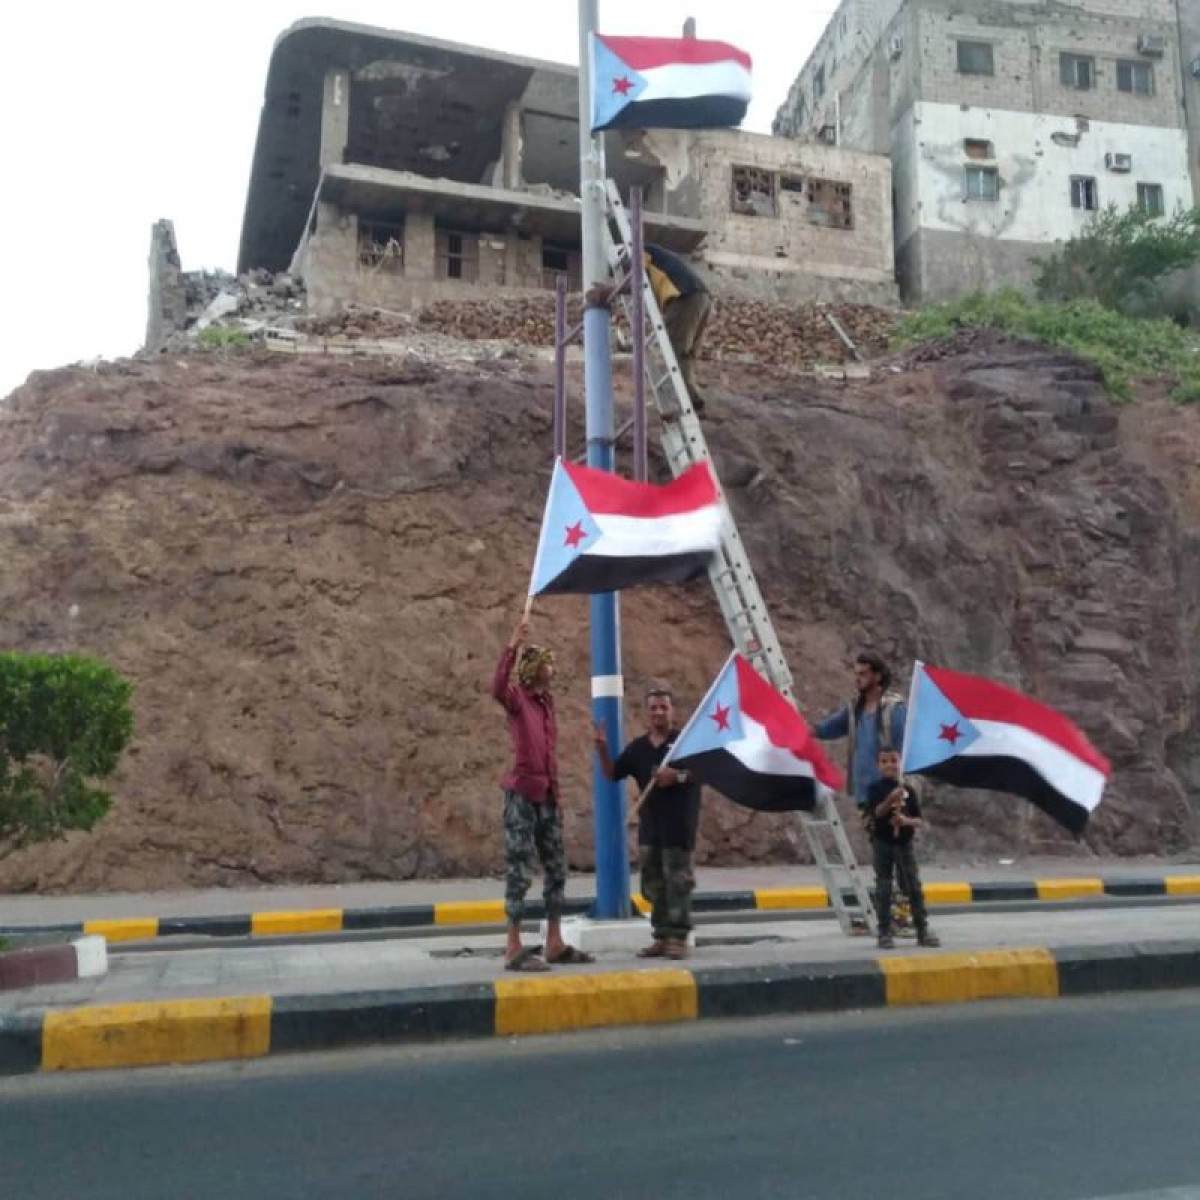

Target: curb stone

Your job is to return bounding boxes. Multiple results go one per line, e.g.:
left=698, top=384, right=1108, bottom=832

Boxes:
left=3, top=938, right=1199, bottom=1076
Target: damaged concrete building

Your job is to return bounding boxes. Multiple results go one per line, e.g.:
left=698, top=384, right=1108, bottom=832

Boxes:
left=775, top=0, right=1196, bottom=301
left=234, top=18, right=897, bottom=313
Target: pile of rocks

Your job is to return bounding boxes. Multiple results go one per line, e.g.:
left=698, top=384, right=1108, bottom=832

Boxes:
left=401, top=294, right=899, bottom=368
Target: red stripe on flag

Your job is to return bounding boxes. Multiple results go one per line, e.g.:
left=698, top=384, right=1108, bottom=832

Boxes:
left=924, top=664, right=1111, bottom=777
left=563, top=460, right=719, bottom=518
left=597, top=33, right=753, bottom=73
left=734, top=656, right=845, bottom=791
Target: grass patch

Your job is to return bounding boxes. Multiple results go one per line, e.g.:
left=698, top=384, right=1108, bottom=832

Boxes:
left=893, top=289, right=1200, bottom=403
left=197, top=325, right=253, bottom=352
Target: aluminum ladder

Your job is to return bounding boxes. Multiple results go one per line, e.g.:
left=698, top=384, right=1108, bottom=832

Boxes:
left=599, top=180, right=876, bottom=937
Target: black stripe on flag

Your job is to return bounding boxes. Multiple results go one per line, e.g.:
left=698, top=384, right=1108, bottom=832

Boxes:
left=539, top=550, right=713, bottom=595
left=598, top=95, right=750, bottom=132
left=912, top=755, right=1091, bottom=835
left=673, top=749, right=819, bottom=814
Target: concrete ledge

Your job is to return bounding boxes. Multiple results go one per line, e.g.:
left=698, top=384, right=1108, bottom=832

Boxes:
left=6, top=938, right=1200, bottom=1076
left=4, top=876, right=1199, bottom=944
left=0, top=935, right=107, bottom=992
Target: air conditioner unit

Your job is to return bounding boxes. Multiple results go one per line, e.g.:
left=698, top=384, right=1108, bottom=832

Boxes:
left=1137, top=34, right=1166, bottom=57
left=889, top=35, right=904, bottom=60
left=1105, top=152, right=1133, bottom=172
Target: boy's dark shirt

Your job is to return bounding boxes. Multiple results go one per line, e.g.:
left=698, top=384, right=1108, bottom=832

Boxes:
left=864, top=777, right=921, bottom=845
left=612, top=730, right=702, bottom=850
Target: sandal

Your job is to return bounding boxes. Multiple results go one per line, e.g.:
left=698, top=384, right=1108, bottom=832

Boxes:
left=504, top=947, right=550, bottom=972
left=546, top=946, right=596, bottom=965
left=664, top=940, right=689, bottom=960
left=638, top=941, right=668, bottom=958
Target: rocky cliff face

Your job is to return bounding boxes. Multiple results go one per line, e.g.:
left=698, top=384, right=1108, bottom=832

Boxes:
left=0, top=331, right=1196, bottom=892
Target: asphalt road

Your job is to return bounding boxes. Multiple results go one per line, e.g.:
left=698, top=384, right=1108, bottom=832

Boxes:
left=2, top=994, right=1198, bottom=1200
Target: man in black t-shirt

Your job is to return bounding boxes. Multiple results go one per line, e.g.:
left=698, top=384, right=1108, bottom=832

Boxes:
left=594, top=682, right=702, bottom=960
left=865, top=748, right=940, bottom=951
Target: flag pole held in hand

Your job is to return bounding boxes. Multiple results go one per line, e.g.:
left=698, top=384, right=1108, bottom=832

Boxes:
left=628, top=779, right=656, bottom=822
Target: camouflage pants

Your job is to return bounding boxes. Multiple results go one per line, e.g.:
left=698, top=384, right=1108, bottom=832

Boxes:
left=503, top=790, right=566, bottom=923
left=639, top=845, right=695, bottom=942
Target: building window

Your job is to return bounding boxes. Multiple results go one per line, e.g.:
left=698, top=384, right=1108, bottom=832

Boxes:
left=1116, top=60, right=1154, bottom=95
left=814, top=65, right=826, bottom=100
left=1137, top=182, right=1165, bottom=216
left=357, top=219, right=405, bottom=273
left=540, top=242, right=581, bottom=290
left=957, top=40, right=994, bottom=75
left=1070, top=176, right=1099, bottom=211
left=964, top=138, right=994, bottom=160
left=731, top=165, right=777, bottom=217
left=1059, top=53, right=1094, bottom=90
left=964, top=166, right=1000, bottom=201
left=807, top=178, right=854, bottom=229
left=435, top=230, right=479, bottom=281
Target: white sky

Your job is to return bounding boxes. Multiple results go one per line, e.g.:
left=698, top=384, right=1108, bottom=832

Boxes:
left=0, top=2, right=835, bottom=398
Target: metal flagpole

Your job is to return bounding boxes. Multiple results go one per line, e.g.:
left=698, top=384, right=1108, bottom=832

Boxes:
left=578, top=0, right=630, bottom=919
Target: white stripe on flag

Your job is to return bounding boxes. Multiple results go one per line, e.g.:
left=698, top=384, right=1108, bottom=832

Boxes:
left=962, top=719, right=1107, bottom=810
left=588, top=506, right=723, bottom=559
left=724, top=712, right=818, bottom=780
left=637, top=60, right=753, bottom=103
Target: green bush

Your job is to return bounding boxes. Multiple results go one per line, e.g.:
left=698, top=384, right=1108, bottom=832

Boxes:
left=894, top=289, right=1200, bottom=402
left=1034, top=204, right=1200, bottom=317
left=197, top=325, right=252, bottom=351
left=0, top=654, right=134, bottom=854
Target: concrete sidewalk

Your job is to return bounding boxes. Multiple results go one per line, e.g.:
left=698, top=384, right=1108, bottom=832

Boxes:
left=3, top=858, right=1199, bottom=941
left=3, top=900, right=1200, bottom=1076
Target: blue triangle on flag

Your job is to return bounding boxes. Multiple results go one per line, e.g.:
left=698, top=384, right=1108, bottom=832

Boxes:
left=902, top=665, right=982, bottom=773
left=591, top=35, right=648, bottom=131
left=670, top=657, right=745, bottom=759
left=530, top=465, right=601, bottom=595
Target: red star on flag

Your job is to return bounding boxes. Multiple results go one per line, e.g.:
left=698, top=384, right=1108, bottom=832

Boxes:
left=563, top=521, right=587, bottom=549
left=709, top=702, right=732, bottom=732
left=612, top=75, right=635, bottom=96
left=939, top=722, right=963, bottom=745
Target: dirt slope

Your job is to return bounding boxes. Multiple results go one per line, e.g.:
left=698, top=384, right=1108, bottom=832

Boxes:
left=0, top=332, right=1197, bottom=892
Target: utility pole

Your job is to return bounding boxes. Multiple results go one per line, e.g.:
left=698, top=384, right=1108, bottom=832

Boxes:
left=577, top=0, right=630, bottom=920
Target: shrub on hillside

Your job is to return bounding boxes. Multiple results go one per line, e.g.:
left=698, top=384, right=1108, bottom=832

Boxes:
left=894, top=289, right=1200, bottom=402
left=0, top=654, right=134, bottom=855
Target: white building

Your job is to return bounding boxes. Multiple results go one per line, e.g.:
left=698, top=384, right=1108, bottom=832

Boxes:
left=775, top=0, right=1196, bottom=302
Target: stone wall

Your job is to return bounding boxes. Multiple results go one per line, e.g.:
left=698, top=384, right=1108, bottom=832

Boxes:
left=686, top=130, right=898, bottom=305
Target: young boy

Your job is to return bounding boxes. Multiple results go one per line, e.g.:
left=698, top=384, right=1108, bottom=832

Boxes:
left=865, top=748, right=941, bottom=950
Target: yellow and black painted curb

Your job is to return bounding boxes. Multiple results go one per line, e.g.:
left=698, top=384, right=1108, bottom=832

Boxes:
left=7, top=875, right=1200, bottom=944
left=3, top=939, right=1200, bottom=1076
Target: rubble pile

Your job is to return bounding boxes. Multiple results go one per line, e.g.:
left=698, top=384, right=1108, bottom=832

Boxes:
left=389, top=294, right=901, bottom=367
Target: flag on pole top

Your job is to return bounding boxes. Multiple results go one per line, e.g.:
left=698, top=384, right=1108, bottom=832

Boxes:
left=590, top=33, right=753, bottom=133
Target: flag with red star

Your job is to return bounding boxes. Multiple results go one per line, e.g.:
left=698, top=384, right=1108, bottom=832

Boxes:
left=590, top=33, right=752, bottom=133
left=666, top=653, right=844, bottom=813
left=528, top=458, right=722, bottom=596
left=900, top=661, right=1111, bottom=834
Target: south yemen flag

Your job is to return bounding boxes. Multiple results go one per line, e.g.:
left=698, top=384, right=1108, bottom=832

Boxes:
left=590, top=33, right=753, bottom=133
left=901, top=661, right=1111, bottom=834
left=529, top=458, right=722, bottom=595
left=666, top=653, right=845, bottom=813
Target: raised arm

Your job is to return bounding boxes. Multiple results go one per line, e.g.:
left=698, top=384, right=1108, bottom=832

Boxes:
left=813, top=704, right=850, bottom=741
left=491, top=618, right=529, bottom=711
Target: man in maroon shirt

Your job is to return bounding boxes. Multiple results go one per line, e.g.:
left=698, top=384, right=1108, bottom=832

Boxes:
left=492, top=616, right=593, bottom=971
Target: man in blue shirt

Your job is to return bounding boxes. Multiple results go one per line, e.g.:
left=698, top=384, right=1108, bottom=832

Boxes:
left=814, top=651, right=912, bottom=935
left=813, top=651, right=907, bottom=809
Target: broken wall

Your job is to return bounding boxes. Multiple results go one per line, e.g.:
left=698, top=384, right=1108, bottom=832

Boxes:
left=686, top=130, right=897, bottom=305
